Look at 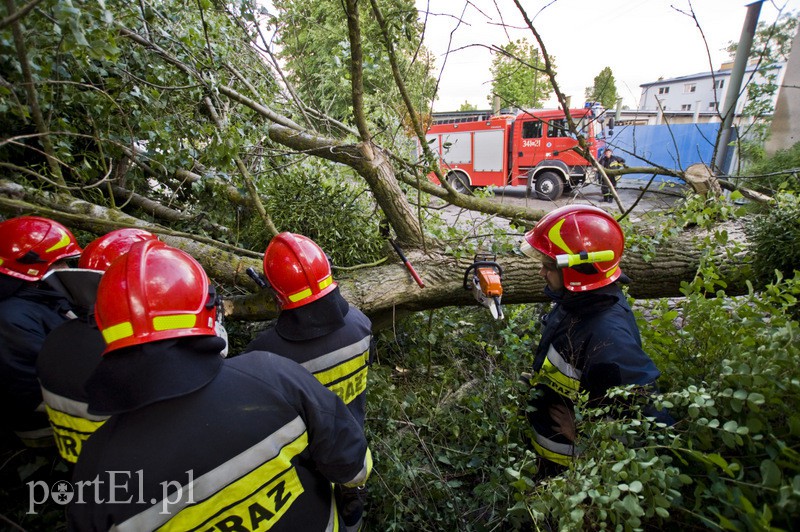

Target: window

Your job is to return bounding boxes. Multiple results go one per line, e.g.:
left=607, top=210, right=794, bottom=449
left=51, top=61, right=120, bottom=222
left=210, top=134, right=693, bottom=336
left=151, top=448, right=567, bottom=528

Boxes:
left=715, top=79, right=725, bottom=89
left=681, top=104, right=692, bottom=111
left=708, top=101, right=719, bottom=110
left=546, top=119, right=573, bottom=138
left=521, top=120, right=542, bottom=139
left=684, top=83, right=696, bottom=93
left=658, top=87, right=670, bottom=94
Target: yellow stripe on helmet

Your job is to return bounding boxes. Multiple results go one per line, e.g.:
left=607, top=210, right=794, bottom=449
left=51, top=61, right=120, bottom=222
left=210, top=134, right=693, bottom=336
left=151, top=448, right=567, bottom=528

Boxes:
left=288, top=288, right=313, bottom=303
left=102, top=321, right=134, bottom=344
left=152, top=314, right=197, bottom=331
left=318, top=275, right=333, bottom=290
left=547, top=219, right=574, bottom=255
left=45, top=228, right=71, bottom=253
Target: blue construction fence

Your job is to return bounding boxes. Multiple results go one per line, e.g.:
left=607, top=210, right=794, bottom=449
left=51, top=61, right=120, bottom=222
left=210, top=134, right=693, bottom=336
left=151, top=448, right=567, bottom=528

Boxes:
left=604, top=122, right=721, bottom=182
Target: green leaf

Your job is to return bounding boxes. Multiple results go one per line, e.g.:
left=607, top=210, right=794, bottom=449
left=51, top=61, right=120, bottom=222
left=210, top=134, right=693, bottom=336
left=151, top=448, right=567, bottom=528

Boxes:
left=760, top=459, right=782, bottom=488
left=622, top=494, right=644, bottom=517
left=723, top=420, right=739, bottom=433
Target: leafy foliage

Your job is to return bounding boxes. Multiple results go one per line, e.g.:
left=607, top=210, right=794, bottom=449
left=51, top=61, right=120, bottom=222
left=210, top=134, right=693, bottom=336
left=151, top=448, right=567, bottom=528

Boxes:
left=746, top=191, right=800, bottom=287
left=365, top=203, right=800, bottom=530
left=367, top=303, right=544, bottom=530
left=744, top=140, right=800, bottom=194
left=487, top=39, right=554, bottom=109
left=584, top=66, right=619, bottom=110
left=260, top=161, right=385, bottom=267
left=0, top=0, right=281, bottom=237
left=270, top=0, right=436, bottom=131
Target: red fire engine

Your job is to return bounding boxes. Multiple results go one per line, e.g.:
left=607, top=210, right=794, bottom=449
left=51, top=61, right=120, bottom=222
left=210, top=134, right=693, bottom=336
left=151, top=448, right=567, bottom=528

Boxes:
left=425, top=107, right=602, bottom=200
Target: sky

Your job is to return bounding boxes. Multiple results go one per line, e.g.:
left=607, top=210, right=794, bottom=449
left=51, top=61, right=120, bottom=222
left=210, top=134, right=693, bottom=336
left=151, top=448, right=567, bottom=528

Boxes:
left=416, top=0, right=799, bottom=112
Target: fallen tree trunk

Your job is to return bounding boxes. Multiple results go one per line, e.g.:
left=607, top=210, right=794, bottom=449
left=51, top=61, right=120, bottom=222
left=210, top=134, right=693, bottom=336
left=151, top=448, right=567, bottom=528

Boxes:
left=1, top=180, right=751, bottom=328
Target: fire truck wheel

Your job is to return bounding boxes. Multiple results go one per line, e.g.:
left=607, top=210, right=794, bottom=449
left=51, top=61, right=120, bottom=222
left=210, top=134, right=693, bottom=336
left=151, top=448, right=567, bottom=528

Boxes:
left=447, top=172, right=472, bottom=193
left=533, top=171, right=564, bottom=200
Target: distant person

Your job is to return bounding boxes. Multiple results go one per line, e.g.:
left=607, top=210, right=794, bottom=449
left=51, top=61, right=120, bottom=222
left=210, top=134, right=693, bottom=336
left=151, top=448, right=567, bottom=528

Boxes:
left=70, top=240, right=371, bottom=530
left=37, top=228, right=159, bottom=464
left=245, top=232, right=373, bottom=531
left=0, top=216, right=81, bottom=449
left=519, top=205, right=672, bottom=476
left=599, top=147, right=626, bottom=203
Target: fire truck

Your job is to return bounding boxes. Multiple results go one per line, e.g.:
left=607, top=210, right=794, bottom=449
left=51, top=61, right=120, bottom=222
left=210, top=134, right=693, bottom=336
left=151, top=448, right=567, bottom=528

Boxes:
left=424, top=106, right=602, bottom=200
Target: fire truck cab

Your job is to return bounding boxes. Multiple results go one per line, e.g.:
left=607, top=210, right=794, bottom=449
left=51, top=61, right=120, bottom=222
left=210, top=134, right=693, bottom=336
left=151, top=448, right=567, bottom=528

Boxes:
left=425, top=107, right=601, bottom=200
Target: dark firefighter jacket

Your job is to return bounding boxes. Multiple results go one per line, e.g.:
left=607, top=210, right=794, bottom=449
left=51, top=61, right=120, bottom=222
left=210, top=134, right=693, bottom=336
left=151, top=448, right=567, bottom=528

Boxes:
left=0, top=277, right=75, bottom=447
left=37, top=316, right=107, bottom=463
left=245, top=288, right=373, bottom=428
left=600, top=154, right=626, bottom=169
left=527, top=281, right=664, bottom=467
left=69, top=336, right=371, bottom=532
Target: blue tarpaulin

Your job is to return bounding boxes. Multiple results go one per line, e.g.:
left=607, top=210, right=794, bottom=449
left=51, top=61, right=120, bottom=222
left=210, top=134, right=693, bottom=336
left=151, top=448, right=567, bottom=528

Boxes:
left=606, top=123, right=721, bottom=182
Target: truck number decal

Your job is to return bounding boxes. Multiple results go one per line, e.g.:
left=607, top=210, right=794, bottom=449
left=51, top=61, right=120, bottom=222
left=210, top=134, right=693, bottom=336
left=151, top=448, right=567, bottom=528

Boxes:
left=522, top=139, right=541, bottom=148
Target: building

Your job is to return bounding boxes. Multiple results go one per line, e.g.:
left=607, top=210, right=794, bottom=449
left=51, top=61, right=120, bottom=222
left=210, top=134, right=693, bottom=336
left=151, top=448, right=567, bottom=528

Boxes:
left=616, top=61, right=785, bottom=126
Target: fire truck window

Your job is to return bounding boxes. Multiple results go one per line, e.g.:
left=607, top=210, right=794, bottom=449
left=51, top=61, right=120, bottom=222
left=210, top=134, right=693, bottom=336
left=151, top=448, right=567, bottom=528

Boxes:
left=521, top=121, right=542, bottom=139
left=547, top=119, right=572, bottom=138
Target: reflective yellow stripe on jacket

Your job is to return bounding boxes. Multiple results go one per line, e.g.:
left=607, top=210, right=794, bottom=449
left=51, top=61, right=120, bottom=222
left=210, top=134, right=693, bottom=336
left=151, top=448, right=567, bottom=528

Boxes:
left=537, top=344, right=581, bottom=400
left=302, top=337, right=370, bottom=406
left=531, top=433, right=574, bottom=467
left=530, top=344, right=582, bottom=465
left=42, top=388, right=108, bottom=463
left=45, top=405, right=106, bottom=463
left=112, top=416, right=320, bottom=532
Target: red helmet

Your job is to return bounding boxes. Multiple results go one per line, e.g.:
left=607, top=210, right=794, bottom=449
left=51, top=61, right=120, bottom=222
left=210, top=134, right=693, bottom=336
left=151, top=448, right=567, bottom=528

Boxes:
left=95, top=240, right=217, bottom=354
left=521, top=205, right=624, bottom=292
left=0, top=216, right=82, bottom=281
left=79, top=228, right=159, bottom=272
left=263, top=232, right=337, bottom=310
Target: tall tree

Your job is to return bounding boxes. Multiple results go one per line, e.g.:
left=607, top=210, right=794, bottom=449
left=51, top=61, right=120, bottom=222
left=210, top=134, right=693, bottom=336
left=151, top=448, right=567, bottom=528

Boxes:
left=487, top=39, right=553, bottom=109
left=271, top=0, right=436, bottom=134
left=585, top=66, right=619, bottom=109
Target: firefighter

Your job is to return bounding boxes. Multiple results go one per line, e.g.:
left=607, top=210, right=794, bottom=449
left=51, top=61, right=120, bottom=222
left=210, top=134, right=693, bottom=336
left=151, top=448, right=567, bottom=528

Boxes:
left=245, top=232, right=373, bottom=531
left=69, top=240, right=371, bottom=531
left=37, top=228, right=159, bottom=465
left=519, top=205, right=671, bottom=476
left=599, top=147, right=626, bottom=203
left=0, top=216, right=82, bottom=449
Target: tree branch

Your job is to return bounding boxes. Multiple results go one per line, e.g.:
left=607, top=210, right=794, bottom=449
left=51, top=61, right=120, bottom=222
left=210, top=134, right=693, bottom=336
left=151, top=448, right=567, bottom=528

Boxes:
left=4, top=0, right=65, bottom=186
left=202, top=96, right=278, bottom=238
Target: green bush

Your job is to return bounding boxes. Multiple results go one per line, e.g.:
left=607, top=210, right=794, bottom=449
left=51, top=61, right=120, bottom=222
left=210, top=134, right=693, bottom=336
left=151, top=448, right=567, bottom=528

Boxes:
left=252, top=161, right=385, bottom=267
left=366, top=304, right=544, bottom=530
left=744, top=141, right=800, bottom=194
left=366, top=237, right=800, bottom=530
left=746, top=191, right=800, bottom=287
left=503, top=260, right=800, bottom=530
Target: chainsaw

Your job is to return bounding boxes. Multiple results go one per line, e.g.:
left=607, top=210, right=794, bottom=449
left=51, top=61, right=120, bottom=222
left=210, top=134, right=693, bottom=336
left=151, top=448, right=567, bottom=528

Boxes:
left=463, top=254, right=504, bottom=320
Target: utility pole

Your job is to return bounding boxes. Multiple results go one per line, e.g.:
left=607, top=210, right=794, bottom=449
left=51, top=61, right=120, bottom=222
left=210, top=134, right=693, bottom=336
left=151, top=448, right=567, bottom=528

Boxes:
left=713, top=1, right=763, bottom=174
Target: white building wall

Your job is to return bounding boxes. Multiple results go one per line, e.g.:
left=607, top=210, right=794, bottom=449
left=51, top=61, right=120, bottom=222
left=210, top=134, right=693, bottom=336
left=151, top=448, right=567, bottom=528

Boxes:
left=637, top=63, right=784, bottom=118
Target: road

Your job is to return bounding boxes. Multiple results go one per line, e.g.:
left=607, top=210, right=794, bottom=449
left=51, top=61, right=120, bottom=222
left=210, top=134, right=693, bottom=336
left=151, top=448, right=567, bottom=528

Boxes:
left=438, top=177, right=687, bottom=234
left=485, top=178, right=686, bottom=215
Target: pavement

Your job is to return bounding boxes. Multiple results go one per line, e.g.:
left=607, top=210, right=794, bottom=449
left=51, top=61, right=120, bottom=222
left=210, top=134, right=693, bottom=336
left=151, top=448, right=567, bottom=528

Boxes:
left=484, top=177, right=687, bottom=215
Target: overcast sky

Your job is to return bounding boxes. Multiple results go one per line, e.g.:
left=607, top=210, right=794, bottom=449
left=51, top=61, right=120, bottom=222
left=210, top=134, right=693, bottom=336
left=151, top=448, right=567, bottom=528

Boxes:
left=416, top=0, right=799, bottom=111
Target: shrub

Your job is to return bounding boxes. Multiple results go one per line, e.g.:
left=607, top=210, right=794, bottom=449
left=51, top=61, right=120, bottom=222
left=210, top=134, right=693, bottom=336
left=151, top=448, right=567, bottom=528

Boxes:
left=744, top=141, right=800, bottom=194
left=746, top=191, right=800, bottom=287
